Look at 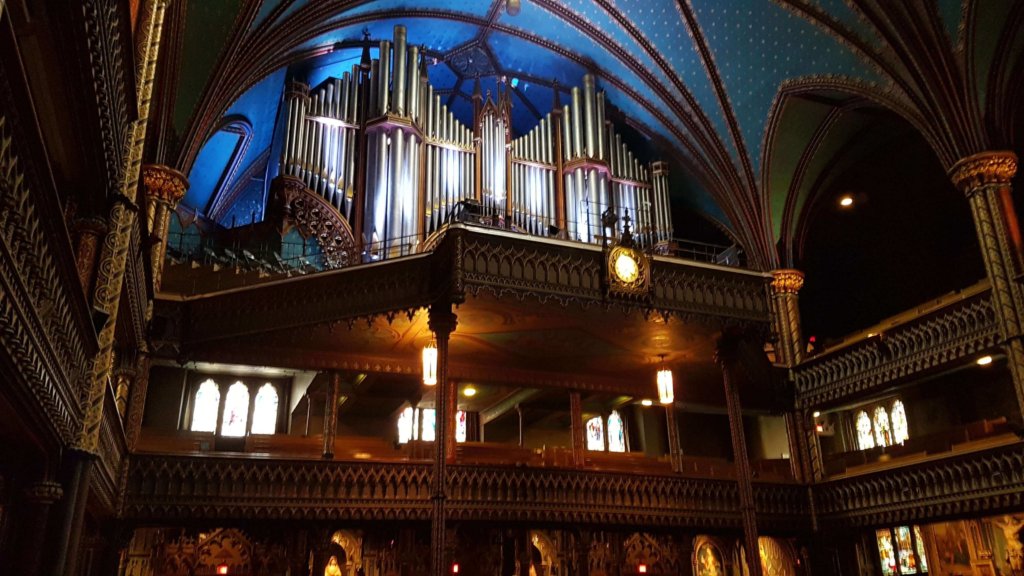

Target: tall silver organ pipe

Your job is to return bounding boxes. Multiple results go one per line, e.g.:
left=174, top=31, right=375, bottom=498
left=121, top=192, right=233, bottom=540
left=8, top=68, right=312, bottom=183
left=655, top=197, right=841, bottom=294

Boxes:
left=276, top=26, right=675, bottom=265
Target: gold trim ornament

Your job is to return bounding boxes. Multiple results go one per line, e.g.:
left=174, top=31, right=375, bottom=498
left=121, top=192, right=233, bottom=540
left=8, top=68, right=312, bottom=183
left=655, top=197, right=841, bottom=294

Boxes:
left=142, top=164, right=189, bottom=206
left=770, top=269, right=804, bottom=295
left=606, top=210, right=651, bottom=296
left=948, top=151, right=1017, bottom=196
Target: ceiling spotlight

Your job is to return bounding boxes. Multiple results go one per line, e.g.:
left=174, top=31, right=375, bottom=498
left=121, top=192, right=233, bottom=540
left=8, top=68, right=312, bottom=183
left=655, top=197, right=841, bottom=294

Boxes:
left=813, top=411, right=821, bottom=418
left=463, top=386, right=477, bottom=397
left=977, top=355, right=993, bottom=366
left=641, top=399, right=653, bottom=407
left=839, top=195, right=854, bottom=207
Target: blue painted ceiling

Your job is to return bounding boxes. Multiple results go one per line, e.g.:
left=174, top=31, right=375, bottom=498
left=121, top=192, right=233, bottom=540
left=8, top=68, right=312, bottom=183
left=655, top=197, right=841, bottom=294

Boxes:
left=178, top=0, right=976, bottom=250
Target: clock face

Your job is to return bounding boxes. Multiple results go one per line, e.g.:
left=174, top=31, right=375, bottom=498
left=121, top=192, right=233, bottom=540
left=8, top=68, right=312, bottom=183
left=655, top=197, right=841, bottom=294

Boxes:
left=613, top=252, right=639, bottom=283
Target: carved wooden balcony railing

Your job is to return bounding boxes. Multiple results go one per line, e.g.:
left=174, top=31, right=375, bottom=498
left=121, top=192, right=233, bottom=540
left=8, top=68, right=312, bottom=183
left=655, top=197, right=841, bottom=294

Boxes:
left=813, top=440, right=1024, bottom=528
left=793, top=284, right=998, bottom=408
left=123, top=454, right=808, bottom=530
left=0, top=63, right=99, bottom=447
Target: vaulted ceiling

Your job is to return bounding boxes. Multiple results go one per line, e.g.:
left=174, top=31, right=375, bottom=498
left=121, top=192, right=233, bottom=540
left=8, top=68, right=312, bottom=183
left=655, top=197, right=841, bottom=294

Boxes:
left=154, top=0, right=1024, bottom=271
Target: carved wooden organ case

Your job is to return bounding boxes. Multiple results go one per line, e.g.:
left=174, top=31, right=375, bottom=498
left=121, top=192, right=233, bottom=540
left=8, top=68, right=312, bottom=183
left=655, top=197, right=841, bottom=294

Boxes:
left=277, top=25, right=673, bottom=266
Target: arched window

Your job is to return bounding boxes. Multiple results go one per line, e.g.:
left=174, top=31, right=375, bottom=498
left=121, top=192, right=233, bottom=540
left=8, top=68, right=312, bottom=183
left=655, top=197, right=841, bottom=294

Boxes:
left=856, top=410, right=875, bottom=450
left=607, top=411, right=625, bottom=452
left=221, top=382, right=250, bottom=437
left=586, top=416, right=605, bottom=451
left=873, top=406, right=892, bottom=447
left=397, top=406, right=414, bottom=444
left=250, top=383, right=279, bottom=434
left=890, top=400, right=909, bottom=445
left=421, top=408, right=436, bottom=442
left=191, top=379, right=220, bottom=433
left=455, top=410, right=467, bottom=443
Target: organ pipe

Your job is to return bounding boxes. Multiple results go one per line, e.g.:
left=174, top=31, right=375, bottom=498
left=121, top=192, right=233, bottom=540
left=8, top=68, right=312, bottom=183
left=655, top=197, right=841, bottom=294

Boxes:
left=277, top=25, right=674, bottom=263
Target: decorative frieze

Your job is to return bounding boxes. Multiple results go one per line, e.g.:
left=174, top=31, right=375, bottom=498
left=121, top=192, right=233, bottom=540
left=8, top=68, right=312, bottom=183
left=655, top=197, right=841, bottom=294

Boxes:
left=123, top=454, right=807, bottom=530
left=793, top=287, right=998, bottom=408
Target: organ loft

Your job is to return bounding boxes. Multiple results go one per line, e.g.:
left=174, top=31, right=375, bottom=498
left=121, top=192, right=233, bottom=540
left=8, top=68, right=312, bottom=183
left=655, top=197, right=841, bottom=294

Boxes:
left=1, top=2, right=1023, bottom=576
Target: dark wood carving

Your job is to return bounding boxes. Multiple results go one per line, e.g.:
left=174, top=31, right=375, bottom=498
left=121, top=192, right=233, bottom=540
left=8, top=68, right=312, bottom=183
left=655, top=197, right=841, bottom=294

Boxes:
left=123, top=454, right=808, bottom=530
left=813, top=442, right=1024, bottom=528
left=794, top=286, right=998, bottom=408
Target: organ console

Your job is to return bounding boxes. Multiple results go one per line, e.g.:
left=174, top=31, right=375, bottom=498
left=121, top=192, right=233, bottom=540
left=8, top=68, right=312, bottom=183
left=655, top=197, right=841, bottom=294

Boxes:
left=277, top=25, right=673, bottom=267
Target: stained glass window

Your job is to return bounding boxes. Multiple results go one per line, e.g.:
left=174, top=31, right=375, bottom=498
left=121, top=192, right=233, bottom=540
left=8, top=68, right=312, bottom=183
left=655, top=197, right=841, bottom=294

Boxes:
left=456, top=410, right=467, bottom=443
left=191, top=379, right=220, bottom=433
left=586, top=416, right=604, bottom=451
left=913, top=526, right=928, bottom=573
left=221, top=382, right=250, bottom=437
left=874, top=406, right=892, bottom=447
left=876, top=529, right=896, bottom=576
left=250, top=383, right=279, bottom=434
left=398, top=407, right=414, bottom=444
left=421, top=408, right=436, bottom=442
left=607, top=411, right=625, bottom=452
left=891, top=400, right=909, bottom=445
left=876, top=526, right=929, bottom=575
left=857, top=410, right=875, bottom=450
left=895, top=526, right=919, bottom=573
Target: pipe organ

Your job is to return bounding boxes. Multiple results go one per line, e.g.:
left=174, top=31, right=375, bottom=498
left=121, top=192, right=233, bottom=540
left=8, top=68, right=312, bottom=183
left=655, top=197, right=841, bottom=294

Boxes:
left=278, top=25, right=673, bottom=266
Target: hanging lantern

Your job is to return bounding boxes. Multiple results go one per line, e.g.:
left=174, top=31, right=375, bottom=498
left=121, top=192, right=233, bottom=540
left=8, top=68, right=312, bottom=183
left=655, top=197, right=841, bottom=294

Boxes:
left=422, top=337, right=438, bottom=386
left=656, top=355, right=674, bottom=405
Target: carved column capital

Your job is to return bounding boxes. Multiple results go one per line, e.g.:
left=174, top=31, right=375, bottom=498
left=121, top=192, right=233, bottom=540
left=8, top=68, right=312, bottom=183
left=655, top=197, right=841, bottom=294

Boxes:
left=770, top=269, right=804, bottom=295
left=22, top=481, right=63, bottom=504
left=141, top=164, right=189, bottom=207
left=949, top=151, right=1018, bottom=196
left=428, top=305, right=459, bottom=336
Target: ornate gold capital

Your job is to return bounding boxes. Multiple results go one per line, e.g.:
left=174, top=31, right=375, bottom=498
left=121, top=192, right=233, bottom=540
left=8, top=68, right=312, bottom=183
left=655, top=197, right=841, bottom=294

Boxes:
left=142, top=164, right=189, bottom=207
left=949, top=151, right=1018, bottom=195
left=770, top=269, right=804, bottom=295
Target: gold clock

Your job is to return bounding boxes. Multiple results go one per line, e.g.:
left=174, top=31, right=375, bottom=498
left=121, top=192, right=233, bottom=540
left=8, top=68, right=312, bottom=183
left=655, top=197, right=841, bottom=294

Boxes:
left=607, top=245, right=650, bottom=296
left=613, top=251, right=639, bottom=283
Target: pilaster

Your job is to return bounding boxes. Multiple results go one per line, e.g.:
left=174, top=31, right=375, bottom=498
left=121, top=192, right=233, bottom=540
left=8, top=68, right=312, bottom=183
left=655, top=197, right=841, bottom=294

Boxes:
left=716, top=336, right=762, bottom=576
left=949, top=151, right=1024, bottom=420
left=428, top=303, right=457, bottom=576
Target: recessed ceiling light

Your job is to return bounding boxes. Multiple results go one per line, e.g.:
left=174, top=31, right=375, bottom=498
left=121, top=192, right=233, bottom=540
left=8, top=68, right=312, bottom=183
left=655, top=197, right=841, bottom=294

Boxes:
left=641, top=399, right=653, bottom=407
left=813, top=411, right=821, bottom=418
left=463, top=386, right=477, bottom=397
left=977, top=355, right=993, bottom=366
left=839, top=195, right=854, bottom=207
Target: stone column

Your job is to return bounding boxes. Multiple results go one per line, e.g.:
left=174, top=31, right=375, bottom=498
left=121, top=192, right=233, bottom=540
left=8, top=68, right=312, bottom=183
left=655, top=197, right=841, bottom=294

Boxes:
left=428, top=304, right=457, bottom=576
left=141, top=164, right=188, bottom=292
left=949, top=151, right=1024, bottom=420
left=570, top=391, right=585, bottom=467
left=322, top=372, right=341, bottom=459
left=13, top=481, right=63, bottom=576
left=72, top=217, right=107, bottom=298
left=716, top=336, right=762, bottom=576
left=769, top=269, right=820, bottom=482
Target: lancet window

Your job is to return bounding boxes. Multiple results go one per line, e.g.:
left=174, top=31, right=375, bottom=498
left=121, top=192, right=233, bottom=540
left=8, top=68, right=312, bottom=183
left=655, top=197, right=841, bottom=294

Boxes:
left=187, top=377, right=285, bottom=436
left=221, top=382, right=250, bottom=437
left=854, top=398, right=908, bottom=451
left=251, top=383, right=279, bottom=434
left=586, top=412, right=630, bottom=452
left=396, top=407, right=467, bottom=444
left=190, top=379, right=220, bottom=433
